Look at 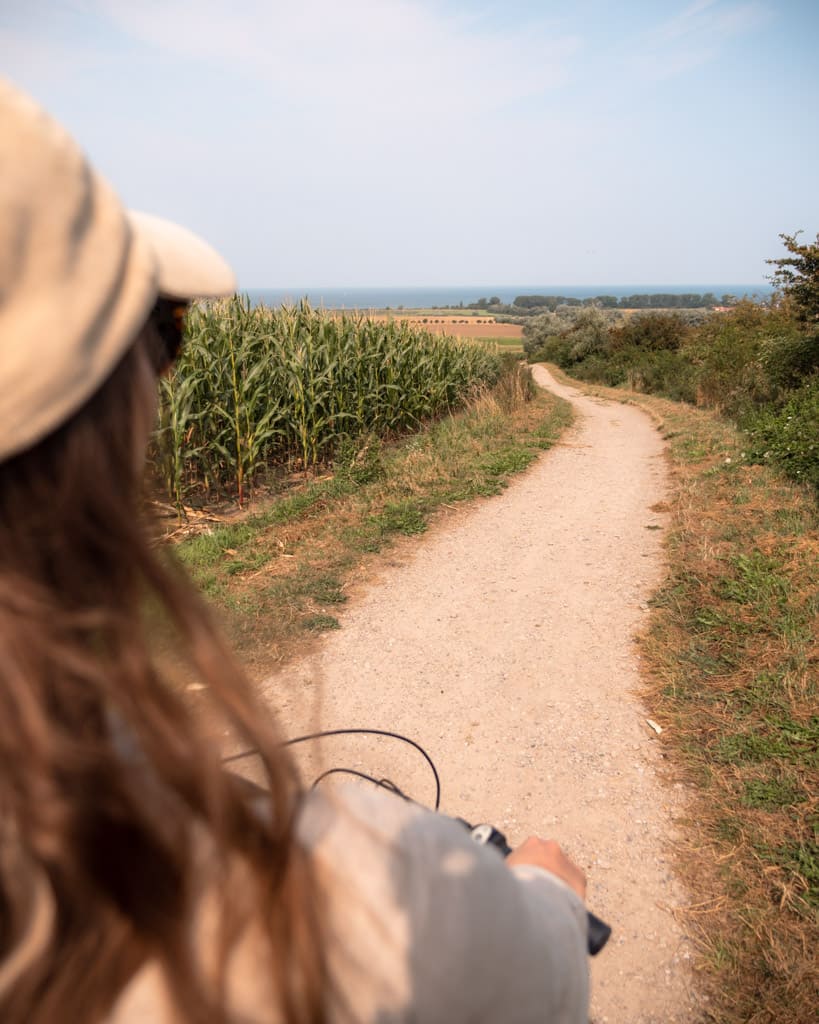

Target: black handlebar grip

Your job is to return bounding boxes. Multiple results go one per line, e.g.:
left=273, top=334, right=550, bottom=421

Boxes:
left=586, top=911, right=612, bottom=956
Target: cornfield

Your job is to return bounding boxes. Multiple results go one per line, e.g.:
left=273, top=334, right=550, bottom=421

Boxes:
left=149, top=296, right=502, bottom=506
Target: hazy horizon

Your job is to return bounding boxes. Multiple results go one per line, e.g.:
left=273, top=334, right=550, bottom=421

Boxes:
left=244, top=282, right=774, bottom=309
left=245, top=281, right=773, bottom=292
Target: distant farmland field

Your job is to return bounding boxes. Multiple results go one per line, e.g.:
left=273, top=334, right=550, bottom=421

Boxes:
left=370, top=314, right=524, bottom=342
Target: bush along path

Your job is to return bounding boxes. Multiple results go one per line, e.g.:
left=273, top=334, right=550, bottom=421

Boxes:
left=250, top=364, right=699, bottom=1023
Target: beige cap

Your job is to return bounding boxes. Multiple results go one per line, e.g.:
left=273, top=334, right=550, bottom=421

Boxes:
left=0, top=79, right=236, bottom=463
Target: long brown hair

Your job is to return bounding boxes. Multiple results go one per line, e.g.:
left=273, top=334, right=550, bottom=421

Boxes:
left=0, top=323, right=326, bottom=1022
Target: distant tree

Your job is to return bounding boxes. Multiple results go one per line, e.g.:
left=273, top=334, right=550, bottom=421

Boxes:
left=565, top=307, right=609, bottom=361
left=767, top=231, right=819, bottom=324
left=489, top=296, right=501, bottom=306
left=618, top=292, right=714, bottom=310
left=524, top=307, right=605, bottom=356
left=515, top=293, right=658, bottom=311
left=521, top=311, right=567, bottom=358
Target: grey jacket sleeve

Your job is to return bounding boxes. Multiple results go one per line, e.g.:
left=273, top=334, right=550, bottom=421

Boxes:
left=302, top=786, right=589, bottom=1023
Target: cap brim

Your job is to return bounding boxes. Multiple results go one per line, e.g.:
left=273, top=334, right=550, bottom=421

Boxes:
left=128, top=211, right=236, bottom=301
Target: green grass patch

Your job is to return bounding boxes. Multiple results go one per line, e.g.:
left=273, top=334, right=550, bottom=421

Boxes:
left=370, top=500, right=429, bottom=537
left=301, top=573, right=347, bottom=605
left=741, top=775, right=807, bottom=810
left=715, top=717, right=819, bottom=766
left=480, top=447, right=537, bottom=478
left=301, top=614, right=341, bottom=632
left=754, top=834, right=819, bottom=912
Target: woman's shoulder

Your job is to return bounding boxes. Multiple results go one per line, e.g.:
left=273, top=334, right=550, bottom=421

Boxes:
left=299, top=783, right=502, bottom=917
left=299, top=783, right=461, bottom=861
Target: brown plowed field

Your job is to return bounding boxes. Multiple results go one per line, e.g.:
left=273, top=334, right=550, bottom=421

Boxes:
left=370, top=315, right=523, bottom=340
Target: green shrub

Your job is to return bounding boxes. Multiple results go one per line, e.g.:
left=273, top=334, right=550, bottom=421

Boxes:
left=522, top=311, right=568, bottom=360
left=565, top=308, right=610, bottom=362
left=743, top=376, right=819, bottom=494
left=760, top=331, right=819, bottom=395
left=683, top=303, right=779, bottom=415
left=608, top=311, right=691, bottom=353
left=569, top=354, right=625, bottom=386
left=525, top=333, right=573, bottom=365
left=623, top=349, right=697, bottom=402
left=567, top=346, right=696, bottom=401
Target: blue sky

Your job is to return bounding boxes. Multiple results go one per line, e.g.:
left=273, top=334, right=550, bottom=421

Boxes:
left=2, top=1, right=817, bottom=287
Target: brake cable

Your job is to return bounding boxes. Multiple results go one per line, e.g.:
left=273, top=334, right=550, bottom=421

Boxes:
left=222, top=726, right=441, bottom=809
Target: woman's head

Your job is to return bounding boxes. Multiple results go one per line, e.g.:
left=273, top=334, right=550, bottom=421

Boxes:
left=0, top=78, right=235, bottom=465
left=0, top=81, right=326, bottom=1024
left=0, top=80, right=227, bottom=739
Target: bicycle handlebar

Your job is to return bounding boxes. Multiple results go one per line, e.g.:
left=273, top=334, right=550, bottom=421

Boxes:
left=459, top=820, right=612, bottom=956
left=226, top=741, right=612, bottom=956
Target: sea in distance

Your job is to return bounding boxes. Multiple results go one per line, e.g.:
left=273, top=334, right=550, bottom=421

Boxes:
left=245, top=283, right=772, bottom=310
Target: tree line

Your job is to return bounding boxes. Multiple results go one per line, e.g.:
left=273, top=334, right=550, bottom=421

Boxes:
left=468, top=292, right=742, bottom=313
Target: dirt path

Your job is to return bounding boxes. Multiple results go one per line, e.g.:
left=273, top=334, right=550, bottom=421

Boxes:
left=258, top=366, right=699, bottom=1022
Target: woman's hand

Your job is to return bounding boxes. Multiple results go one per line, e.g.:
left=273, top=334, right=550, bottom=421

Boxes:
left=506, top=837, right=587, bottom=901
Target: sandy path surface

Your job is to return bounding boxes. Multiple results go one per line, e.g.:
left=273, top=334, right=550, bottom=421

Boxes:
left=259, top=366, right=698, bottom=1022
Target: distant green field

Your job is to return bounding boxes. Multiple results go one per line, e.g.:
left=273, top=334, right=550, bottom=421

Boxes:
left=485, top=338, right=524, bottom=354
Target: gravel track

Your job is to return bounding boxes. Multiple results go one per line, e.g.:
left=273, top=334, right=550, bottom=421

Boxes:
left=260, top=365, right=699, bottom=1022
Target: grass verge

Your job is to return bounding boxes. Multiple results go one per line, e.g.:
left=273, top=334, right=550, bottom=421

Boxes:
left=547, top=365, right=818, bottom=1024
left=172, top=364, right=571, bottom=674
